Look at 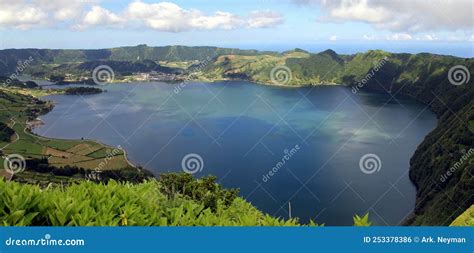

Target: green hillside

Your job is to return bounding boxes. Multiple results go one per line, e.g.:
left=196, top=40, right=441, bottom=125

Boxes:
left=340, top=52, right=473, bottom=225
left=0, top=45, right=275, bottom=75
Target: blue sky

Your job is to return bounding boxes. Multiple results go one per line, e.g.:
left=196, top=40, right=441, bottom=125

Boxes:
left=0, top=0, right=472, bottom=57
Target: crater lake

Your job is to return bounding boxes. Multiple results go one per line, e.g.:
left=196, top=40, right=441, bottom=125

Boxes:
left=33, top=81, right=437, bottom=225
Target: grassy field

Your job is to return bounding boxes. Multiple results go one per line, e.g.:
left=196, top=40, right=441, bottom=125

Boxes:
left=158, top=60, right=199, bottom=69
left=0, top=87, right=133, bottom=180
left=0, top=86, right=63, bottom=98
left=197, top=50, right=313, bottom=85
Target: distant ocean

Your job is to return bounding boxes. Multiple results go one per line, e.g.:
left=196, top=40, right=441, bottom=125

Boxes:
left=227, top=42, right=473, bottom=58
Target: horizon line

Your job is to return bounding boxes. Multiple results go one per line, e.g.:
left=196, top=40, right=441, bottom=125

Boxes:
left=0, top=44, right=472, bottom=59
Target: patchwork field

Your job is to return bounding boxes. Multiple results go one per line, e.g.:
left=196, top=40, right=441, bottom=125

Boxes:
left=0, top=87, right=133, bottom=179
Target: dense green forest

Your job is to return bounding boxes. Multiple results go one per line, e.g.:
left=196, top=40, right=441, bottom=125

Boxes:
left=64, top=87, right=103, bottom=95
left=0, top=122, right=15, bottom=142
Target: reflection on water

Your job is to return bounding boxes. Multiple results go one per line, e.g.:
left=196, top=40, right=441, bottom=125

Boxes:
left=34, top=81, right=437, bottom=225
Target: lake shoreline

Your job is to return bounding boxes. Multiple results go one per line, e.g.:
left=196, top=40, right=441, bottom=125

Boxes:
left=32, top=81, right=435, bottom=225
left=26, top=97, right=141, bottom=174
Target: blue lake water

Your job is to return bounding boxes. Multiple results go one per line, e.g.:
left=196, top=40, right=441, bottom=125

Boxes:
left=34, top=81, right=437, bottom=225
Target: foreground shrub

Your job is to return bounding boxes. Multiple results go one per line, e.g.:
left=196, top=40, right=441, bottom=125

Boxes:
left=0, top=178, right=304, bottom=226
left=158, top=173, right=238, bottom=211
left=353, top=213, right=372, bottom=226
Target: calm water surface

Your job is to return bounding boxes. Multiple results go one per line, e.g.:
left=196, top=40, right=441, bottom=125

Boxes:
left=34, top=81, right=437, bottom=225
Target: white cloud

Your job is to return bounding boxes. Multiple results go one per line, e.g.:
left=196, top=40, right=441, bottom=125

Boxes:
left=362, top=33, right=444, bottom=41
left=0, top=0, right=99, bottom=28
left=189, top=11, right=244, bottom=31
left=416, top=34, right=437, bottom=41
left=125, top=1, right=202, bottom=32
left=296, top=0, right=473, bottom=33
left=74, top=6, right=123, bottom=30
left=122, top=2, right=281, bottom=31
left=0, top=0, right=283, bottom=31
left=329, top=35, right=337, bottom=41
left=386, top=33, right=412, bottom=41
left=362, top=34, right=376, bottom=40
left=36, top=0, right=99, bottom=21
left=248, top=10, right=284, bottom=28
left=445, top=35, right=472, bottom=42
left=121, top=1, right=246, bottom=32
left=0, top=1, right=48, bottom=29
left=325, top=0, right=390, bottom=23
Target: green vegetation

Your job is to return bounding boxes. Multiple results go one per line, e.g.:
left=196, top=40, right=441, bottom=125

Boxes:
left=0, top=122, right=14, bottom=142
left=0, top=88, right=133, bottom=181
left=64, top=87, right=103, bottom=95
left=198, top=50, right=312, bottom=85
left=353, top=213, right=372, bottom=227
left=407, top=101, right=473, bottom=225
left=158, top=60, right=199, bottom=70
left=450, top=205, right=474, bottom=226
left=48, top=60, right=180, bottom=81
left=0, top=174, right=306, bottom=226
left=157, top=173, right=238, bottom=211
left=0, top=45, right=274, bottom=77
left=11, top=157, right=150, bottom=187
left=0, top=86, right=63, bottom=98
left=0, top=77, right=39, bottom=89
left=1, top=173, right=373, bottom=226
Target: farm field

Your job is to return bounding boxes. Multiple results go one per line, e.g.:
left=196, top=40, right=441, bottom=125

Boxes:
left=0, top=87, right=132, bottom=180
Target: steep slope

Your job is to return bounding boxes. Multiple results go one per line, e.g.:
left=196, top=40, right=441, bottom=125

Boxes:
left=339, top=52, right=473, bottom=225
left=285, top=49, right=345, bottom=84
